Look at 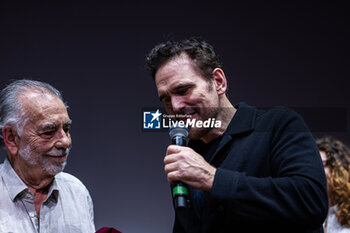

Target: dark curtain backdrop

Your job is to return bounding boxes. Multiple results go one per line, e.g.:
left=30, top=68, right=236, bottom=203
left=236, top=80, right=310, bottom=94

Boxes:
left=1, top=1, right=348, bottom=232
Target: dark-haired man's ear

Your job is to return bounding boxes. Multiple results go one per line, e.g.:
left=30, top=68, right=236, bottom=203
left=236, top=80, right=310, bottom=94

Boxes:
left=2, top=126, right=20, bottom=155
left=212, top=68, right=227, bottom=95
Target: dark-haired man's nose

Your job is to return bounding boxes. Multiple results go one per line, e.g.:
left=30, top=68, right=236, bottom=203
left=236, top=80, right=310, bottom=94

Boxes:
left=171, top=96, right=186, bottom=114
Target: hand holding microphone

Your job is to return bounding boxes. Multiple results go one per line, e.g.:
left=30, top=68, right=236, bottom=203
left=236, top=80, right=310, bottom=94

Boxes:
left=166, top=127, right=216, bottom=208
left=168, top=127, right=190, bottom=208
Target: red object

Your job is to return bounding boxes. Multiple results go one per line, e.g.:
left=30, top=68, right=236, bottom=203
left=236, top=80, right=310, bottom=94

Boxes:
left=95, top=227, right=122, bottom=233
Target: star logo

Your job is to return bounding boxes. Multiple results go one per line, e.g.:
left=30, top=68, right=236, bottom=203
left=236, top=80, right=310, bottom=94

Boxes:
left=143, top=109, right=162, bottom=129
left=151, top=109, right=162, bottom=122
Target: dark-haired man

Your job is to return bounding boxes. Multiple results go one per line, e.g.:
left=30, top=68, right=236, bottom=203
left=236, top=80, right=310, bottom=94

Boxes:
left=145, top=38, right=328, bottom=233
left=0, top=80, right=95, bottom=232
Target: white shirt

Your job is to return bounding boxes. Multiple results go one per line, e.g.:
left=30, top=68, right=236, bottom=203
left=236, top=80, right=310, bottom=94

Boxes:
left=325, top=205, right=350, bottom=233
left=0, top=158, right=95, bottom=233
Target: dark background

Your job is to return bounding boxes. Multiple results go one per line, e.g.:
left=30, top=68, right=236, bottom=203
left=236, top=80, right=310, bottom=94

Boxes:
left=0, top=1, right=349, bottom=232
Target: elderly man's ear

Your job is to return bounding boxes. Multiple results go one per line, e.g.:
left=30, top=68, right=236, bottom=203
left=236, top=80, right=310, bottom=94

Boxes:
left=2, top=126, right=19, bottom=155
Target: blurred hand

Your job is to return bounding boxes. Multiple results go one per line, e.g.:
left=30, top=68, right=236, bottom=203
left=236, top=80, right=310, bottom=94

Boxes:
left=164, top=145, right=216, bottom=191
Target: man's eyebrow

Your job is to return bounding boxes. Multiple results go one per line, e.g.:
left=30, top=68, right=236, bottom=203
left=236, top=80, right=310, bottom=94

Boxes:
left=172, top=83, right=193, bottom=91
left=159, top=83, right=194, bottom=101
left=41, top=123, right=57, bottom=131
left=41, top=120, right=72, bottom=131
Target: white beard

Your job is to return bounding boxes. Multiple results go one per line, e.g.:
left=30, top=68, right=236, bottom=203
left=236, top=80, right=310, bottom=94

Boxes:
left=18, top=144, right=70, bottom=176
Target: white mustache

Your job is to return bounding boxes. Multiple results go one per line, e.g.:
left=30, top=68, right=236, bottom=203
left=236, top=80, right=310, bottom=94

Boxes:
left=46, top=148, right=70, bottom=157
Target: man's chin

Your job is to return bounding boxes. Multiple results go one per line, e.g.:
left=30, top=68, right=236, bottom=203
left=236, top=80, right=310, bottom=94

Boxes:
left=42, top=160, right=67, bottom=176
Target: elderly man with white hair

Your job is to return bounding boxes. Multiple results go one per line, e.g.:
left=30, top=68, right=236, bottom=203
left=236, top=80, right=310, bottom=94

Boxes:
left=0, top=79, right=95, bottom=233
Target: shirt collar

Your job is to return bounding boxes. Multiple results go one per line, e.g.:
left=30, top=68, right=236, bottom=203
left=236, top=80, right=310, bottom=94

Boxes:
left=2, top=158, right=28, bottom=201
left=225, top=102, right=256, bottom=136
left=47, top=178, right=59, bottom=201
left=1, top=158, right=59, bottom=201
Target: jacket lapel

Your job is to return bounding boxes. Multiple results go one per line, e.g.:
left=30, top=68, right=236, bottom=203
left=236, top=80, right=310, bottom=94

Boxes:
left=209, top=102, right=256, bottom=164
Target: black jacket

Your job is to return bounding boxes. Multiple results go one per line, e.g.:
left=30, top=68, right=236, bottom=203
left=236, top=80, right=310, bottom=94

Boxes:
left=173, top=102, right=328, bottom=233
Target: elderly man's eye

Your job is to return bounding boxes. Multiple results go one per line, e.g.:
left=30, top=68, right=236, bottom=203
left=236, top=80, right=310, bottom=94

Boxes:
left=43, top=131, right=55, bottom=136
left=63, top=127, right=70, bottom=133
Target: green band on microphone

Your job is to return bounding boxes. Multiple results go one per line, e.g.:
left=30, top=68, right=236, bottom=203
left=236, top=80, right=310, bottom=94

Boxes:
left=173, top=186, right=188, bottom=195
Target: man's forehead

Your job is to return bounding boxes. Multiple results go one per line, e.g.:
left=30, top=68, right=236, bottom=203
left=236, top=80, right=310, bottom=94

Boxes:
left=156, top=58, right=196, bottom=88
left=20, top=89, right=68, bottom=120
left=157, top=53, right=193, bottom=74
left=20, top=89, right=64, bottom=108
left=155, top=63, right=176, bottom=88
left=20, top=89, right=58, bottom=103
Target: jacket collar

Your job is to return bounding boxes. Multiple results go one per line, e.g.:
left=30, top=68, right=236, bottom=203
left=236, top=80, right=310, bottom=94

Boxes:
left=225, top=102, right=256, bottom=136
left=209, top=102, right=256, bottom=163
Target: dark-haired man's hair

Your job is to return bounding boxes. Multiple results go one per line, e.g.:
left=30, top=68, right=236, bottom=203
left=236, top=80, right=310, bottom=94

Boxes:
left=145, top=37, right=223, bottom=81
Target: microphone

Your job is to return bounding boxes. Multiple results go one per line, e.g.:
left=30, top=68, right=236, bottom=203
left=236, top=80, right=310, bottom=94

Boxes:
left=169, top=126, right=190, bottom=209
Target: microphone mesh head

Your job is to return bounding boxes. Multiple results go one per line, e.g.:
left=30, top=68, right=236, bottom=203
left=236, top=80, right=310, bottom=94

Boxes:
left=169, top=126, right=189, bottom=139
